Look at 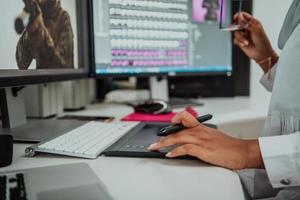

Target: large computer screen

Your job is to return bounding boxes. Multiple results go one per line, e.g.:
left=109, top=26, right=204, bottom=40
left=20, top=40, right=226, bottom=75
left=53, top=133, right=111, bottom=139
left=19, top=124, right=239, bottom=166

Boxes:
left=0, top=0, right=90, bottom=87
left=91, top=0, right=232, bottom=76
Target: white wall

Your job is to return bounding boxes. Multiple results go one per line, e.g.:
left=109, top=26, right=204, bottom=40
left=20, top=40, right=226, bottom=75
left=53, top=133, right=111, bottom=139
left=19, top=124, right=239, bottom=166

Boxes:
left=0, top=1, right=24, bottom=69
left=250, top=0, right=293, bottom=105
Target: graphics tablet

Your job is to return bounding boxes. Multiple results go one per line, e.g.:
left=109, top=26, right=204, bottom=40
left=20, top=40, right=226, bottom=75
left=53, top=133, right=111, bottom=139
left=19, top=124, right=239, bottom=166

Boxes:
left=103, top=122, right=217, bottom=159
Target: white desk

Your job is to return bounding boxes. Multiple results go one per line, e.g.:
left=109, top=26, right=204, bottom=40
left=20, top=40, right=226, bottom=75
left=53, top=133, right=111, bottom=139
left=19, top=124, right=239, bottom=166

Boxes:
left=0, top=97, right=270, bottom=200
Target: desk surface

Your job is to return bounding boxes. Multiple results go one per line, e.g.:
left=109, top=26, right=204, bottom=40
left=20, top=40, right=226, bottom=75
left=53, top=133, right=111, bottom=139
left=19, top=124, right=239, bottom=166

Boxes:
left=0, top=97, right=270, bottom=200
left=3, top=144, right=245, bottom=200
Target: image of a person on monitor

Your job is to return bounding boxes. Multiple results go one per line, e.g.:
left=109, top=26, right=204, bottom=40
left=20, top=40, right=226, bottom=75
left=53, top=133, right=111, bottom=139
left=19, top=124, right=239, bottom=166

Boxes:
left=202, top=0, right=220, bottom=21
left=16, top=0, right=74, bottom=69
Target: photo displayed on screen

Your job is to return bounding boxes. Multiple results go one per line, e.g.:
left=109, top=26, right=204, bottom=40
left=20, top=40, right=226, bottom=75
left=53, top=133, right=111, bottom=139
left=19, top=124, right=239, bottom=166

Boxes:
left=193, top=0, right=222, bottom=23
left=0, top=0, right=80, bottom=70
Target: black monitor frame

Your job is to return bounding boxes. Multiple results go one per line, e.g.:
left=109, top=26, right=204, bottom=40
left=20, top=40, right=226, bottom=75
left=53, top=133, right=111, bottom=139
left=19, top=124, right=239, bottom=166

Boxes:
left=0, top=0, right=91, bottom=88
left=88, top=0, right=234, bottom=79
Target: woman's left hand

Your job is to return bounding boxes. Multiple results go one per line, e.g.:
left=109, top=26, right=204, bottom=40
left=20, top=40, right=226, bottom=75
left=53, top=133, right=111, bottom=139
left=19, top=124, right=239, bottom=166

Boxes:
left=148, top=111, right=264, bottom=170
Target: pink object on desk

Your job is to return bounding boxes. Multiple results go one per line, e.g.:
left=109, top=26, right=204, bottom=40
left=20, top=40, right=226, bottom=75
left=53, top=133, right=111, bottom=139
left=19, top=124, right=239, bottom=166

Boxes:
left=122, top=107, right=198, bottom=123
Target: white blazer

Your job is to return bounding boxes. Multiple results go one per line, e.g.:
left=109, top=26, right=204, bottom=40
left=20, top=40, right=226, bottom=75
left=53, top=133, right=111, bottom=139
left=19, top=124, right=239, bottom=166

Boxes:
left=259, top=26, right=300, bottom=190
left=239, top=15, right=300, bottom=200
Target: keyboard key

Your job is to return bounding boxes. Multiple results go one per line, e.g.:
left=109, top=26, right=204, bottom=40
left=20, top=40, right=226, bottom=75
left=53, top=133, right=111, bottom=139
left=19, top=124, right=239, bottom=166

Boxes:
left=1, top=172, right=28, bottom=200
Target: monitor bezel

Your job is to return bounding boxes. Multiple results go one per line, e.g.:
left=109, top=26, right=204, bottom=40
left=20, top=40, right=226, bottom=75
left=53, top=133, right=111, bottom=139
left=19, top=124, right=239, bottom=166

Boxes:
left=88, top=0, right=233, bottom=79
left=0, top=0, right=91, bottom=88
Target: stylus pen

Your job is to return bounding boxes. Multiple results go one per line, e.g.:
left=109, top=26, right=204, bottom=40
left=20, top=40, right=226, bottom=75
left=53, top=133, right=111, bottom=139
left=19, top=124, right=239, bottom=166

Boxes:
left=157, top=114, right=213, bottom=136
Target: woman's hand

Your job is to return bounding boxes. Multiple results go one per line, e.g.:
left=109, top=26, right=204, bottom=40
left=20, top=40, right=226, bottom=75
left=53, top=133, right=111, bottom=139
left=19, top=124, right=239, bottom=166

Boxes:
left=148, top=111, right=264, bottom=170
left=233, top=12, right=278, bottom=73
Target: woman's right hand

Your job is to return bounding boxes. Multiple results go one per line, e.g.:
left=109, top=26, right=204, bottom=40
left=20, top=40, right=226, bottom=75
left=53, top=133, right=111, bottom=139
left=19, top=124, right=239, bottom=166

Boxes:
left=233, top=12, right=275, bottom=65
left=148, top=111, right=264, bottom=170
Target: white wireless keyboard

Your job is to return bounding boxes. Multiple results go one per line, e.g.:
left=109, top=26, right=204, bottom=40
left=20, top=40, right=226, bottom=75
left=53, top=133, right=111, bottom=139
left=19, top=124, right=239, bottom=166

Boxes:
left=25, top=121, right=139, bottom=159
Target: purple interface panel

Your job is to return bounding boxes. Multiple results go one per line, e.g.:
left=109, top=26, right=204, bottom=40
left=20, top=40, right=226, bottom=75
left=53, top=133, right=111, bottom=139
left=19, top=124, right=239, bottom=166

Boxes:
left=192, top=0, right=226, bottom=23
left=110, top=39, right=189, bottom=68
left=111, top=50, right=188, bottom=67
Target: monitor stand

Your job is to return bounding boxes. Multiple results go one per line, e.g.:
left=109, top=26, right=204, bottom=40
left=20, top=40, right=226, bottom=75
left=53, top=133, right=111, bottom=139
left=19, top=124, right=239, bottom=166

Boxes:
left=148, top=76, right=203, bottom=108
left=0, top=87, right=27, bottom=129
left=0, top=87, right=86, bottom=143
left=149, top=76, right=169, bottom=101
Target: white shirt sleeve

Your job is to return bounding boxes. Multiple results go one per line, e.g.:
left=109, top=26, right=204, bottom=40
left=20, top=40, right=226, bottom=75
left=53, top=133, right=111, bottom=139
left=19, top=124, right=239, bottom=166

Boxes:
left=260, top=64, right=278, bottom=92
left=259, top=133, right=300, bottom=188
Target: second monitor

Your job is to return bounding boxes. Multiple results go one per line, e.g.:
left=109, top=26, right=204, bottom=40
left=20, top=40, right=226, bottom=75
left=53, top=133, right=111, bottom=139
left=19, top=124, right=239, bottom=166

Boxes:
left=90, top=0, right=233, bottom=100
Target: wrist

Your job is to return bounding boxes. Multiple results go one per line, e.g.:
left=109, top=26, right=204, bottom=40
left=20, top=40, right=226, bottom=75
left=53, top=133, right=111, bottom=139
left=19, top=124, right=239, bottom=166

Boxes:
left=257, top=52, right=279, bottom=74
left=245, top=140, right=265, bottom=169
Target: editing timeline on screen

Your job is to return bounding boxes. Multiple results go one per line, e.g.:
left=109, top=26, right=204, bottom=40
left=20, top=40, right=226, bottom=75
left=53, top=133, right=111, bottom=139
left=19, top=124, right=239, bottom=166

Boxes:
left=92, top=0, right=232, bottom=76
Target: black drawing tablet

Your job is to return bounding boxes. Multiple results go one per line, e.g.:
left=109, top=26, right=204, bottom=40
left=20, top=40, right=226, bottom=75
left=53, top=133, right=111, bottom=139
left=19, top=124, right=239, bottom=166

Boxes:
left=103, top=122, right=217, bottom=159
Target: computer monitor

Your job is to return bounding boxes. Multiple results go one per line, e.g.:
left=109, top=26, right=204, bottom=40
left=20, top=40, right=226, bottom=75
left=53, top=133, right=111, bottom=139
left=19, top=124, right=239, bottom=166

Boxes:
left=0, top=0, right=90, bottom=88
left=0, top=0, right=91, bottom=140
left=90, top=0, right=233, bottom=100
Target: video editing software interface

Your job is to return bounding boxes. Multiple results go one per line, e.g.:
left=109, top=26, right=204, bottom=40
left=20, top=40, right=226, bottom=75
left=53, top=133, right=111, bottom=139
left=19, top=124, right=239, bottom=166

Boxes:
left=92, top=0, right=232, bottom=75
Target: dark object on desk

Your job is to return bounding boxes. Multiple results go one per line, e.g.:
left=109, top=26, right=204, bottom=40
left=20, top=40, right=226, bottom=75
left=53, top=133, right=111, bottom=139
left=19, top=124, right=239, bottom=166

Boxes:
left=0, top=135, right=13, bottom=167
left=103, top=122, right=217, bottom=159
left=58, top=115, right=115, bottom=122
left=158, top=114, right=213, bottom=136
left=134, top=99, right=172, bottom=115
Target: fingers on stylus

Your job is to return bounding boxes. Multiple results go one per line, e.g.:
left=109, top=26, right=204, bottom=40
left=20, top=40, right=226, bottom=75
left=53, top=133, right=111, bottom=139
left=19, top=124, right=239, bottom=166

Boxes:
left=171, top=111, right=188, bottom=124
left=240, top=12, right=253, bottom=21
left=166, top=144, right=199, bottom=158
left=234, top=38, right=247, bottom=47
left=233, top=12, right=252, bottom=21
left=234, top=32, right=249, bottom=46
left=233, top=12, right=252, bottom=29
left=171, top=111, right=199, bottom=128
